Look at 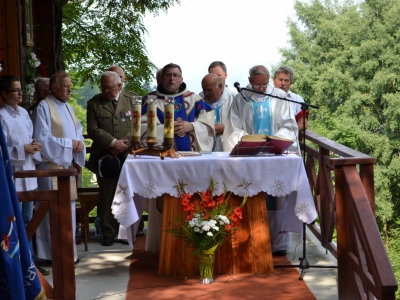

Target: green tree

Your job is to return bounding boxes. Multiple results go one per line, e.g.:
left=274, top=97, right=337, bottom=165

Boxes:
left=280, top=0, right=400, bottom=286
left=62, top=0, right=180, bottom=94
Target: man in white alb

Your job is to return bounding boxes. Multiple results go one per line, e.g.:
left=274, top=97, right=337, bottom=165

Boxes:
left=32, top=71, right=86, bottom=264
left=222, top=65, right=299, bottom=256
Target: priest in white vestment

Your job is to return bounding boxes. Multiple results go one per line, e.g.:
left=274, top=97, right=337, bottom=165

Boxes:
left=200, top=73, right=234, bottom=151
left=32, top=72, right=86, bottom=263
left=222, top=65, right=299, bottom=255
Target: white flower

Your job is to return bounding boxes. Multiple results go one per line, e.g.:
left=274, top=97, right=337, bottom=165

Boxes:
left=194, top=227, right=200, bottom=232
left=30, top=52, right=41, bottom=68
left=212, top=226, right=219, bottom=231
left=27, top=83, right=35, bottom=97
left=207, top=231, right=213, bottom=236
left=217, top=215, right=230, bottom=224
left=208, top=219, right=217, bottom=226
left=201, top=224, right=211, bottom=232
left=0, top=63, right=2, bottom=73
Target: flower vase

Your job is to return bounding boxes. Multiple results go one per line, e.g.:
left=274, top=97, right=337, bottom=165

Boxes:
left=197, top=252, right=215, bottom=284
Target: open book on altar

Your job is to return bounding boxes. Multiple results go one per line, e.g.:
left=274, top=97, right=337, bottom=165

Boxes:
left=229, top=134, right=294, bottom=156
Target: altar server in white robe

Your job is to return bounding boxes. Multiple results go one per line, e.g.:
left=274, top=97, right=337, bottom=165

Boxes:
left=0, top=75, right=42, bottom=247
left=222, top=65, right=299, bottom=255
left=200, top=73, right=234, bottom=151
left=32, top=72, right=86, bottom=263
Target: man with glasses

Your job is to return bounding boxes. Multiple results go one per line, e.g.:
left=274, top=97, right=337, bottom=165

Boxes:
left=222, top=65, right=298, bottom=151
left=86, top=70, right=135, bottom=246
left=222, top=65, right=299, bottom=256
left=142, top=63, right=214, bottom=151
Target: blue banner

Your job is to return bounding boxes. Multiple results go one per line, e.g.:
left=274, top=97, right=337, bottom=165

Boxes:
left=0, top=127, right=45, bottom=299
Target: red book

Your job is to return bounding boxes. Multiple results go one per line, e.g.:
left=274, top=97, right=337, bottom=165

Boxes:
left=229, top=134, right=294, bottom=156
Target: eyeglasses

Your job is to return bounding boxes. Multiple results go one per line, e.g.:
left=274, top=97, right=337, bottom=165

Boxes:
left=252, top=84, right=268, bottom=88
left=163, top=73, right=182, bottom=79
left=100, top=84, right=117, bottom=92
left=7, top=89, right=23, bottom=94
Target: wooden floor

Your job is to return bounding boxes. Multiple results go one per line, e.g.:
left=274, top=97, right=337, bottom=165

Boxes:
left=126, top=236, right=317, bottom=300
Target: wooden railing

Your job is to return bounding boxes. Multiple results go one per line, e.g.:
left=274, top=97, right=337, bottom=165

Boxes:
left=15, top=169, right=77, bottom=300
left=303, top=130, right=398, bottom=299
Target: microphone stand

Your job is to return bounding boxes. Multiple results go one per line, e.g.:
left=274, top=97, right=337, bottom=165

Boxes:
left=240, top=86, right=336, bottom=279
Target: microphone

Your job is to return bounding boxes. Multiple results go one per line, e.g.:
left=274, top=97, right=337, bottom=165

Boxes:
left=234, top=82, right=242, bottom=93
left=234, top=82, right=249, bottom=102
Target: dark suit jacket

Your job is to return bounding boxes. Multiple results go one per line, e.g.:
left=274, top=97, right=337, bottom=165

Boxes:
left=86, top=89, right=134, bottom=173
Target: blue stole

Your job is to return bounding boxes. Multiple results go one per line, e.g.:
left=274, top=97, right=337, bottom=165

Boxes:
left=142, top=95, right=212, bottom=151
left=251, top=97, right=273, bottom=135
left=0, top=127, right=44, bottom=299
left=213, top=106, right=222, bottom=151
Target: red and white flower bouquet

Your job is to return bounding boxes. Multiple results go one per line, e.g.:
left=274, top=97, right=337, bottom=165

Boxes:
left=173, top=177, right=247, bottom=283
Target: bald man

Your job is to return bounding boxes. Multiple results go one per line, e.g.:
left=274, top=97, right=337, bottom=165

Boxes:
left=108, top=65, right=126, bottom=85
left=201, top=73, right=234, bottom=151
left=108, top=65, right=138, bottom=96
left=205, top=61, right=237, bottom=96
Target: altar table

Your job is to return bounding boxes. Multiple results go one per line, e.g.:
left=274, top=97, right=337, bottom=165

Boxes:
left=112, top=152, right=317, bottom=276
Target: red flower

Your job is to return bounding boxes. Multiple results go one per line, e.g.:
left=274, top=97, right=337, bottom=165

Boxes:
left=201, top=191, right=211, bottom=203
left=203, top=213, right=210, bottom=220
left=186, top=214, right=193, bottom=221
left=229, top=213, right=238, bottom=223
left=38, top=64, right=47, bottom=77
left=234, top=207, right=243, bottom=219
left=225, top=224, right=232, bottom=232
left=206, top=200, right=216, bottom=208
left=215, top=195, right=224, bottom=204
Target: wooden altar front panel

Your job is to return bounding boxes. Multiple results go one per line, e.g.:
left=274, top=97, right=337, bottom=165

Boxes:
left=159, top=193, right=273, bottom=277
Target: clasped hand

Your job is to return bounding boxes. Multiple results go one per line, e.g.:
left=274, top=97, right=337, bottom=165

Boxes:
left=24, top=139, right=42, bottom=154
left=110, top=139, right=128, bottom=155
left=174, top=120, right=193, bottom=137
left=72, top=140, right=84, bottom=153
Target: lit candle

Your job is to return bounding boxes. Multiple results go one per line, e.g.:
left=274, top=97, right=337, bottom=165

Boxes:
left=131, top=96, right=142, bottom=143
left=147, top=96, right=157, bottom=144
left=163, top=97, right=175, bottom=146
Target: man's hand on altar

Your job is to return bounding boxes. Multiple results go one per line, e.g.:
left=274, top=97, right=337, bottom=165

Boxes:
left=110, top=139, right=128, bottom=155
left=174, top=120, right=194, bottom=137
left=215, top=124, right=225, bottom=136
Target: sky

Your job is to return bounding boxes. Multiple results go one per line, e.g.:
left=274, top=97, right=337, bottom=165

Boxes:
left=143, top=0, right=297, bottom=93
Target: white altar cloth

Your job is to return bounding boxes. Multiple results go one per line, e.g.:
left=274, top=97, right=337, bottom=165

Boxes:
left=112, top=152, right=317, bottom=247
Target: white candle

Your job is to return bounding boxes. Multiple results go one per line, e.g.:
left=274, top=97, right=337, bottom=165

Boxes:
left=131, top=96, right=141, bottom=142
left=164, top=97, right=175, bottom=140
left=147, top=96, right=157, bottom=143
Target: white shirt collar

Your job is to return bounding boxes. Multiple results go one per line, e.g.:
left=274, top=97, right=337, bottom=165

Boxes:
left=3, top=103, right=21, bottom=117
